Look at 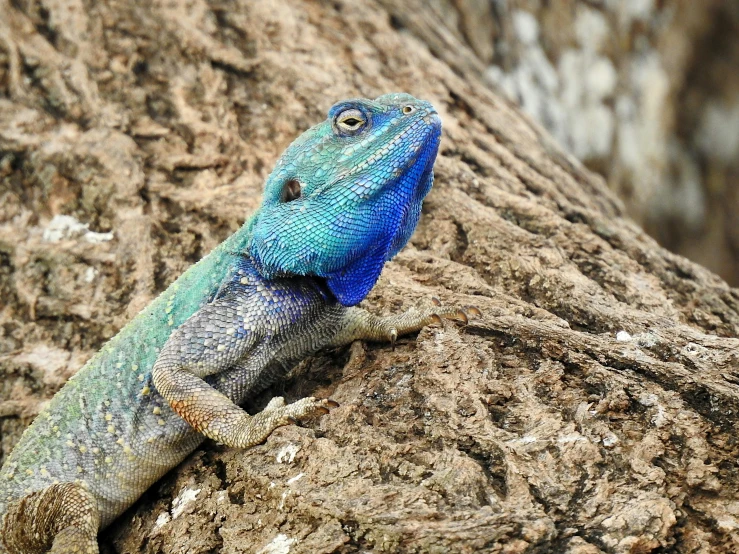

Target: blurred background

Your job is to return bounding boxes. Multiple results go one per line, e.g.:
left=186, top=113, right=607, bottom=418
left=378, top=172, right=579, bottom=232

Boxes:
left=385, top=0, right=739, bottom=285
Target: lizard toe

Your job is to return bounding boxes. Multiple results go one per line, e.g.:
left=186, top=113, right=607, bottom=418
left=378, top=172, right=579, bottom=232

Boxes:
left=265, top=396, right=287, bottom=411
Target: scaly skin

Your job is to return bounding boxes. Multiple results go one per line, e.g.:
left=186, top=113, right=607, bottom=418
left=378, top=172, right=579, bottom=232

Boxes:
left=0, top=93, right=475, bottom=553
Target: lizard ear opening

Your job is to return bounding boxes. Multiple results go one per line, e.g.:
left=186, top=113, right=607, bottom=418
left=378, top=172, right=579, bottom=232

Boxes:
left=280, top=179, right=302, bottom=203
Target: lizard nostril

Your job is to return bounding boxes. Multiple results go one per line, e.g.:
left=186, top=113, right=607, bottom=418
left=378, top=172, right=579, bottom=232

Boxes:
left=280, top=179, right=302, bottom=203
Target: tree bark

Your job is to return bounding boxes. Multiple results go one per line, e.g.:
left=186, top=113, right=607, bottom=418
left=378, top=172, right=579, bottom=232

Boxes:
left=1, top=1, right=738, bottom=553
left=385, top=0, right=739, bottom=287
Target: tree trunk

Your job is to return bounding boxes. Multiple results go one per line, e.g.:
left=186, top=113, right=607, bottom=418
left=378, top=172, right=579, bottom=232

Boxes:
left=1, top=1, right=738, bottom=553
left=384, top=0, right=739, bottom=287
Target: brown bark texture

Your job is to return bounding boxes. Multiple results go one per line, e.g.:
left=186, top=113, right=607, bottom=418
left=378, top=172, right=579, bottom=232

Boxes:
left=1, top=1, right=738, bottom=553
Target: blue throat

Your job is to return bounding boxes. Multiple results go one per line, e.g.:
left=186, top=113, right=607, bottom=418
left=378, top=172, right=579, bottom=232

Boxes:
left=247, top=93, right=442, bottom=307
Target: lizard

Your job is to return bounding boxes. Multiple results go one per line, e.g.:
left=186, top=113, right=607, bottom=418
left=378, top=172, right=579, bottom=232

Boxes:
left=0, top=93, right=477, bottom=553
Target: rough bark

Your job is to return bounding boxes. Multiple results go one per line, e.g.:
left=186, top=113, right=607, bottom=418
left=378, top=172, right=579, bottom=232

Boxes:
left=1, top=1, right=738, bottom=553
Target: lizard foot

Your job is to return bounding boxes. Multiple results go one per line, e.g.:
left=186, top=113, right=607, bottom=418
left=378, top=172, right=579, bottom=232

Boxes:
left=333, top=301, right=481, bottom=349
left=234, top=397, right=339, bottom=447
left=50, top=529, right=99, bottom=554
left=380, top=301, right=482, bottom=349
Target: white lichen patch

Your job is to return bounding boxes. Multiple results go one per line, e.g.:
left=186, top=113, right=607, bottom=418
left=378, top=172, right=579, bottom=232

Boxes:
left=276, top=443, right=300, bottom=464
left=85, top=229, right=114, bottom=243
left=635, top=332, right=660, bottom=349
left=697, top=101, right=739, bottom=163
left=606, top=0, right=656, bottom=27
left=716, top=516, right=739, bottom=532
left=153, top=511, right=171, bottom=531
left=286, top=472, right=304, bottom=485
left=486, top=8, right=617, bottom=162
left=257, top=533, right=297, bottom=554
left=680, top=342, right=710, bottom=361
left=638, top=393, right=668, bottom=428
left=171, top=486, right=201, bottom=519
left=616, top=331, right=632, bottom=342
left=602, top=433, right=619, bottom=447
left=43, top=215, right=88, bottom=242
left=652, top=404, right=668, bottom=428
left=512, top=10, right=538, bottom=45
left=278, top=489, right=290, bottom=510
left=43, top=214, right=114, bottom=243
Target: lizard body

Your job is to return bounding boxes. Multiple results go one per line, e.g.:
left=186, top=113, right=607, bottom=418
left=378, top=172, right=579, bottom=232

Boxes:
left=0, top=93, right=470, bottom=553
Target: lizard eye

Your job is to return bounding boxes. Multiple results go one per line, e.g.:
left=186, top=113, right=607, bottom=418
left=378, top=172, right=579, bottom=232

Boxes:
left=402, top=105, right=416, bottom=115
left=334, top=108, right=367, bottom=135
left=280, top=179, right=302, bottom=202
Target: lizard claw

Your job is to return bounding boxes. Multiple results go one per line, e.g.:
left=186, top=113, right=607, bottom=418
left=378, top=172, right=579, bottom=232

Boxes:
left=453, top=310, right=468, bottom=325
left=277, top=397, right=338, bottom=428
left=265, top=396, right=287, bottom=411
left=431, top=296, right=441, bottom=306
left=428, top=303, right=481, bottom=325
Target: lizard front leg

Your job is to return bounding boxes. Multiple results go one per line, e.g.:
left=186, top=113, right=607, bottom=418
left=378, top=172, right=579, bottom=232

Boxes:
left=152, top=273, right=340, bottom=450
left=328, top=300, right=480, bottom=348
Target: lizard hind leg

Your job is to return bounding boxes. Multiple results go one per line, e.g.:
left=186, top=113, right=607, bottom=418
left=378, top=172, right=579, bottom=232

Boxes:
left=2, top=482, right=100, bottom=554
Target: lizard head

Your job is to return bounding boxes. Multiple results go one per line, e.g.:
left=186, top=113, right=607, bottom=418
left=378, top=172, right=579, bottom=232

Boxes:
left=249, top=93, right=442, bottom=306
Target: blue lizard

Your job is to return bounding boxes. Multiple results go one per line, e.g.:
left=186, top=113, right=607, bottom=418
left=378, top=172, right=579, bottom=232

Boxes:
left=0, top=93, right=474, bottom=553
